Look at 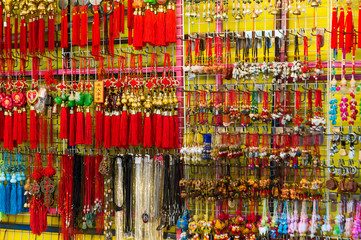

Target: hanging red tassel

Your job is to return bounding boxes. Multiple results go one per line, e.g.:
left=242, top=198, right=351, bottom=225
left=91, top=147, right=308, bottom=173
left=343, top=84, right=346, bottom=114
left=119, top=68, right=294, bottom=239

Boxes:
left=156, top=6, right=166, bottom=46
left=168, top=111, right=174, bottom=148
left=331, top=7, right=338, bottom=49
left=0, top=110, right=3, bottom=141
left=143, top=112, right=152, bottom=148
left=103, top=112, right=111, bottom=149
left=133, top=9, right=143, bottom=49
left=84, top=109, right=92, bottom=145
left=359, top=7, right=361, bottom=48
left=33, top=16, right=39, bottom=53
left=29, top=109, right=38, bottom=149
left=137, top=110, right=142, bottom=143
left=109, top=11, right=115, bottom=54
left=92, top=6, right=100, bottom=58
left=20, top=16, right=27, bottom=56
left=48, top=14, right=55, bottom=51
left=120, top=0, right=125, bottom=33
left=143, top=5, right=152, bottom=43
left=59, top=105, right=68, bottom=139
left=43, top=116, right=48, bottom=149
left=49, top=117, right=53, bottom=145
left=345, top=8, right=354, bottom=53
left=40, top=115, right=43, bottom=144
left=165, top=3, right=176, bottom=43
left=75, top=108, right=84, bottom=145
left=22, top=108, right=27, bottom=141
left=127, top=0, right=134, bottom=44
left=173, top=110, right=179, bottom=148
left=339, top=8, right=345, bottom=49
left=28, top=18, right=33, bottom=54
left=80, top=5, right=88, bottom=48
left=72, top=5, right=80, bottom=46
left=113, top=2, right=120, bottom=38
left=17, top=108, right=22, bottom=144
left=12, top=108, right=18, bottom=144
left=0, top=4, right=3, bottom=54
left=112, top=112, right=120, bottom=147
left=161, top=110, right=170, bottom=149
left=38, top=15, right=45, bottom=54
left=14, top=16, right=18, bottom=50
left=95, top=106, right=104, bottom=148
left=61, top=9, right=68, bottom=48
left=119, top=106, right=128, bottom=148
left=155, top=110, right=163, bottom=148
left=68, top=108, right=76, bottom=146
left=128, top=110, right=138, bottom=146
left=5, top=15, right=12, bottom=57
left=3, top=111, right=10, bottom=149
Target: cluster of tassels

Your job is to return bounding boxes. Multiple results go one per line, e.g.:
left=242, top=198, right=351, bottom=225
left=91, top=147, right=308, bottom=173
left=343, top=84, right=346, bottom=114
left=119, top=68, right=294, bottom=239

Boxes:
left=133, top=1, right=177, bottom=49
left=331, top=7, right=355, bottom=51
left=0, top=153, right=27, bottom=219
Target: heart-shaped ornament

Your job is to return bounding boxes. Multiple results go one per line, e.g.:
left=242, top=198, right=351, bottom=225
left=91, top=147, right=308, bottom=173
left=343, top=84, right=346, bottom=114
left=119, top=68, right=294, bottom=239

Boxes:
left=12, top=92, right=24, bottom=105
left=26, top=90, right=38, bottom=105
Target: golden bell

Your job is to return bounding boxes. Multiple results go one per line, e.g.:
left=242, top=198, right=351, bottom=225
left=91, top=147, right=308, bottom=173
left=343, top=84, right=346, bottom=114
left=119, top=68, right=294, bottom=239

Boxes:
left=293, top=8, right=301, bottom=15
left=37, top=2, right=46, bottom=11
left=28, top=4, right=37, bottom=13
left=234, top=13, right=242, bottom=20
left=270, top=8, right=279, bottom=15
left=47, top=3, right=55, bottom=12
left=310, top=0, right=319, bottom=7
left=205, top=16, right=213, bottom=22
left=251, top=11, right=258, bottom=18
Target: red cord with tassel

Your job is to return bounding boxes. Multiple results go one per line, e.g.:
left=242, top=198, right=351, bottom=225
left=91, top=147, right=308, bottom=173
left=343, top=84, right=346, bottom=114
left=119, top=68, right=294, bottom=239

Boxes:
left=143, top=4, right=152, bottom=43
left=95, top=105, right=104, bottom=148
left=120, top=0, right=125, bottom=33
left=40, top=115, right=43, bottom=145
left=59, top=104, right=68, bottom=139
left=14, top=16, right=18, bottom=50
left=22, top=107, right=27, bottom=141
left=156, top=6, right=166, bottom=46
left=331, top=7, right=338, bottom=50
left=339, top=8, right=345, bottom=49
left=161, top=109, right=170, bottom=149
left=359, top=6, right=361, bottom=48
left=43, top=116, right=47, bottom=149
left=165, top=3, right=176, bottom=43
left=17, top=109, right=22, bottom=145
left=4, top=111, right=13, bottom=150
left=28, top=18, right=33, bottom=54
left=128, top=109, right=138, bottom=146
left=109, top=9, right=115, bottom=54
left=0, top=110, right=3, bottom=141
left=80, top=5, right=88, bottom=48
left=20, top=16, right=27, bottom=56
left=127, top=0, right=134, bottom=45
left=75, top=108, right=84, bottom=145
left=12, top=108, right=18, bottom=145
left=119, top=105, right=128, bottom=148
left=92, top=6, right=100, bottom=58
left=113, top=1, right=119, bottom=38
left=154, top=109, right=163, bottom=148
left=38, top=14, right=45, bottom=54
left=29, top=108, right=38, bottom=149
left=143, top=111, right=152, bottom=148
left=72, top=5, right=80, bottom=46
left=61, top=9, right=68, bottom=48
left=48, top=14, right=55, bottom=51
left=0, top=4, right=3, bottom=54
left=33, top=16, right=39, bottom=53
left=173, top=108, right=179, bottom=148
left=133, top=9, right=143, bottom=49
left=84, top=108, right=92, bottom=145
left=68, top=108, right=76, bottom=146
left=5, top=14, right=12, bottom=57
left=103, top=111, right=111, bottom=149
left=168, top=110, right=174, bottom=148
left=345, top=8, right=354, bottom=53
left=112, top=110, right=120, bottom=148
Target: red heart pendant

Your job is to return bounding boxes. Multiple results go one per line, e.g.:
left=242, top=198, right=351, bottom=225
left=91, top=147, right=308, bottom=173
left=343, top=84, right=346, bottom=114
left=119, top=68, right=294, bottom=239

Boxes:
left=26, top=90, right=38, bottom=105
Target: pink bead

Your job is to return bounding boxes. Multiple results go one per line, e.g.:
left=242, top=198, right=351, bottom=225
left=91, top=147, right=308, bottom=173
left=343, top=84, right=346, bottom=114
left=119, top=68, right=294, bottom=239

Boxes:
left=337, top=87, right=341, bottom=91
